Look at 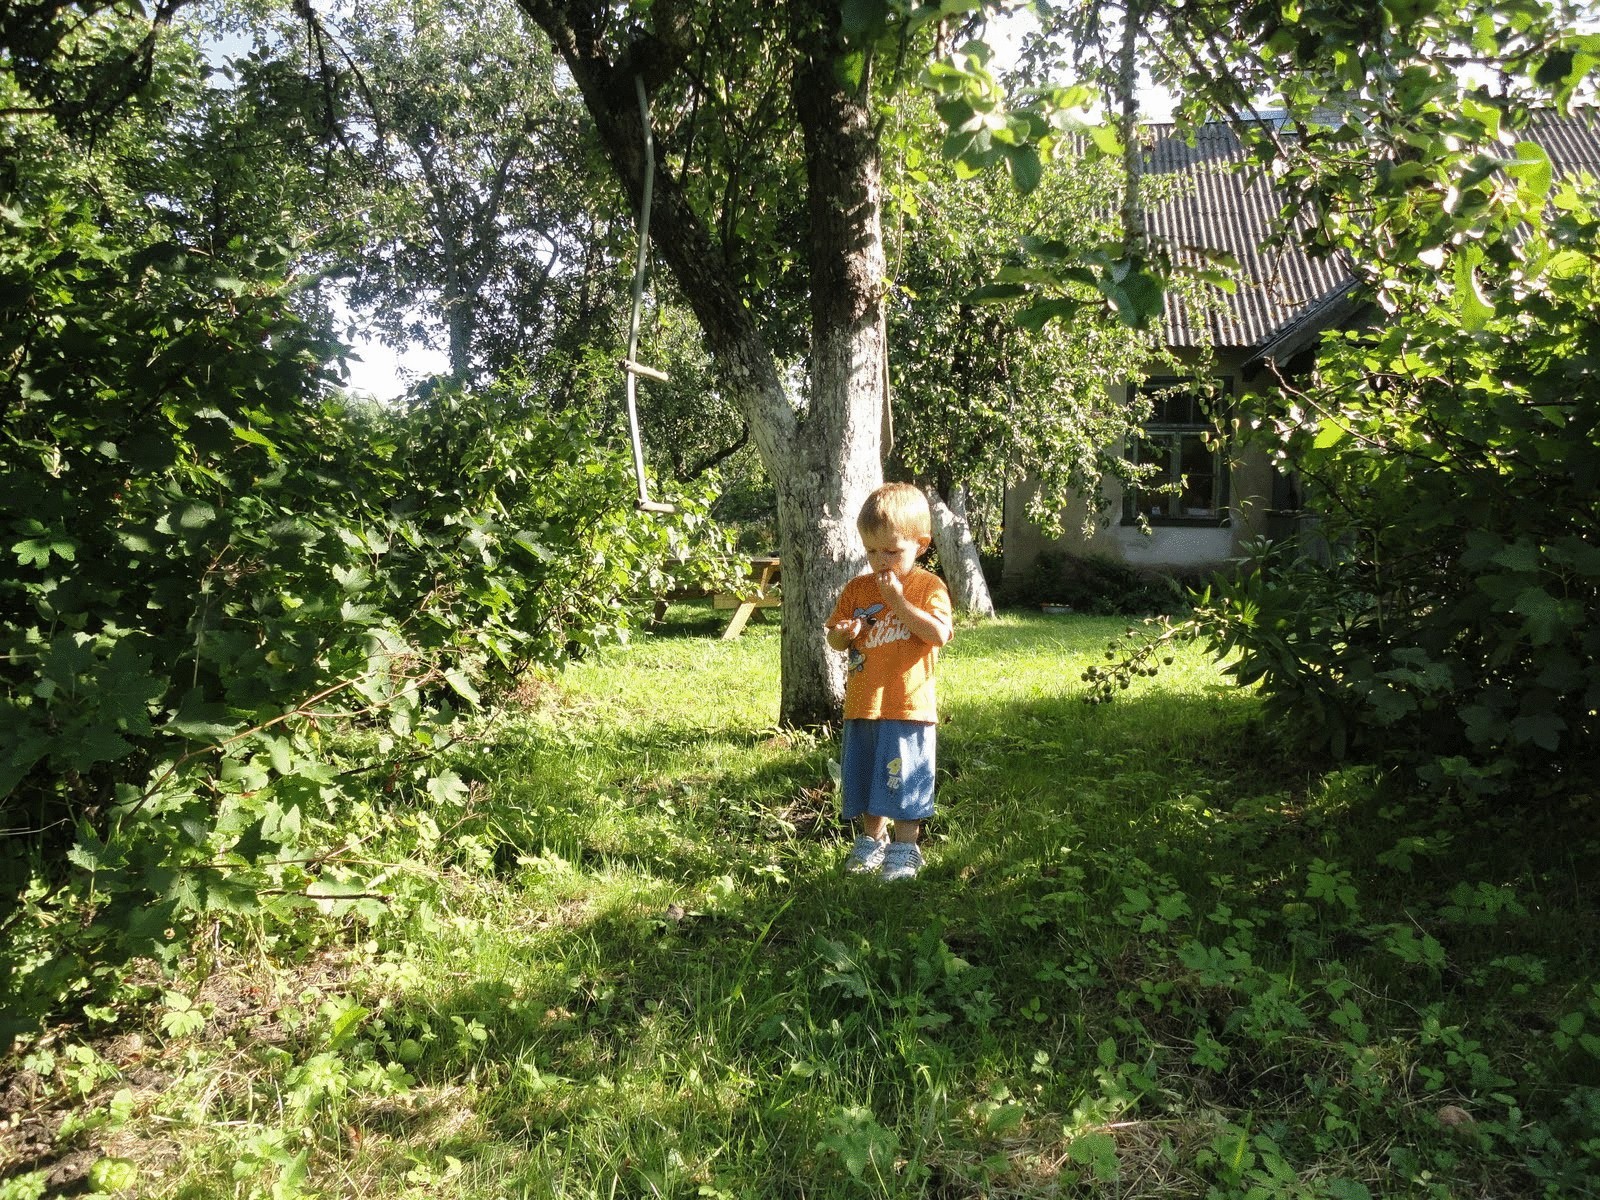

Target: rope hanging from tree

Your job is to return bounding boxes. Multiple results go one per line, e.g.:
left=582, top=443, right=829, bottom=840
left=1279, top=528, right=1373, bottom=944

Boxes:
left=619, top=75, right=676, bottom=514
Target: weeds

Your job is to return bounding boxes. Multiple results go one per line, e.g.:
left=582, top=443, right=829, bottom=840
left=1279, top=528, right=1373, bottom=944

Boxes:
left=3, top=609, right=1597, bottom=1198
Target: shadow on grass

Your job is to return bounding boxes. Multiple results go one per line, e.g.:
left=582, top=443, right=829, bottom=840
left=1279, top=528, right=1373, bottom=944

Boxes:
left=358, top=620, right=1600, bottom=1196
left=637, top=598, right=779, bottom=641
left=360, top=679, right=1300, bottom=1167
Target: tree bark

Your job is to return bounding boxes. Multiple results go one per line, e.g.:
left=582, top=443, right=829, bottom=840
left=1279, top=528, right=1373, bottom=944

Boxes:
left=784, top=9, right=889, bottom=723
left=928, top=484, right=995, bottom=617
left=515, top=0, right=885, bottom=725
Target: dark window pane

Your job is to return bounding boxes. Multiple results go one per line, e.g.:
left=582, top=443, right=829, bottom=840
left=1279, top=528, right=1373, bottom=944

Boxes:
left=1180, top=434, right=1218, bottom=514
left=1124, top=378, right=1232, bottom=524
left=1154, top=390, right=1198, bottom=425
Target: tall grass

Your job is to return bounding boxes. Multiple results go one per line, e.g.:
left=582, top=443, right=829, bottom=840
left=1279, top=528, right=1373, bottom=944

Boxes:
left=7, top=610, right=1598, bottom=1199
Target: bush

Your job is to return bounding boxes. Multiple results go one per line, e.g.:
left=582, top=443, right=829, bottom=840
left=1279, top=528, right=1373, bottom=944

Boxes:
left=1002, top=550, right=1198, bottom=616
left=1094, top=154, right=1600, bottom=798
left=0, top=134, right=727, bottom=1037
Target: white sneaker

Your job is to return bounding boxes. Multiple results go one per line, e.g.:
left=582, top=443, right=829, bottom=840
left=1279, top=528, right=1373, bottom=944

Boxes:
left=880, top=841, right=923, bottom=882
left=844, top=834, right=888, bottom=874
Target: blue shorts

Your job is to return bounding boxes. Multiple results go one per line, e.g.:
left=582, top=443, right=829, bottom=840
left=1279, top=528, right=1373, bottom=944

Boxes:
left=839, top=719, right=936, bottom=822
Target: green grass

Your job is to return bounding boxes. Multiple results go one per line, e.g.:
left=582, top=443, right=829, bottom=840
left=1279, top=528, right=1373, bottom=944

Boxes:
left=8, top=609, right=1600, bottom=1199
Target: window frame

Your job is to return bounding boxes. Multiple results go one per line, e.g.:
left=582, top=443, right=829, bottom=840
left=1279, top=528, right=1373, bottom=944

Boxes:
left=1121, top=375, right=1233, bottom=527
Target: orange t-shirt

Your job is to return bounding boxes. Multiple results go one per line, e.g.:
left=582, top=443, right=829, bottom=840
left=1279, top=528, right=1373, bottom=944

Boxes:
left=829, top=567, right=952, bottom=723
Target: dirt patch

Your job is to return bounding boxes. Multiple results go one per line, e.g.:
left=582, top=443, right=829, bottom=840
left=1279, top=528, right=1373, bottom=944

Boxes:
left=0, top=947, right=370, bottom=1191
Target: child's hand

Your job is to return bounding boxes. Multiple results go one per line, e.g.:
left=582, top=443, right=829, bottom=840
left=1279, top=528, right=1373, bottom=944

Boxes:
left=826, top=617, right=863, bottom=647
left=875, top=569, right=905, bottom=603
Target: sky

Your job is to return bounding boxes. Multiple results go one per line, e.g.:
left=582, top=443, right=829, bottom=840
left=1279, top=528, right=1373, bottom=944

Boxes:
left=339, top=336, right=448, bottom=402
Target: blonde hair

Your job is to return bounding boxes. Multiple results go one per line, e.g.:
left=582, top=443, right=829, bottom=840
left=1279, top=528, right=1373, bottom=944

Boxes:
left=857, top=482, right=931, bottom=540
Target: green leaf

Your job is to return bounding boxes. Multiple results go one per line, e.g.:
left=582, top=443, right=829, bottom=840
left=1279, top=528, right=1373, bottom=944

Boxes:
left=1004, top=144, right=1043, bottom=195
left=339, top=600, right=381, bottom=624
left=1534, top=47, right=1575, bottom=86
left=1513, top=586, right=1575, bottom=644
left=64, top=722, right=134, bottom=770
left=1067, top=1130, right=1119, bottom=1181
left=233, top=425, right=281, bottom=459
left=230, top=817, right=273, bottom=862
left=1018, top=235, right=1069, bottom=260
left=157, top=500, right=218, bottom=535
left=1511, top=712, right=1565, bottom=751
left=322, top=1000, right=371, bottom=1049
left=1507, top=141, right=1554, bottom=203
left=11, top=533, right=77, bottom=567
left=935, top=96, right=981, bottom=134
left=66, top=824, right=127, bottom=873
left=0, top=731, right=54, bottom=798
left=264, top=735, right=295, bottom=776
left=273, top=1148, right=310, bottom=1199
left=1461, top=704, right=1508, bottom=747
left=1016, top=297, right=1084, bottom=331
left=1311, top=422, right=1347, bottom=450
left=1454, top=248, right=1494, bottom=331
left=444, top=668, right=480, bottom=706
left=1100, top=267, right=1165, bottom=328
left=983, top=1102, right=1025, bottom=1135
left=205, top=871, right=266, bottom=914
left=965, top=283, right=1029, bottom=303
left=834, top=49, right=867, bottom=91
left=427, top=769, right=470, bottom=805
left=99, top=643, right=166, bottom=734
left=1491, top=541, right=1541, bottom=573
left=165, top=689, right=241, bottom=740
left=1459, top=95, right=1502, bottom=140
left=1087, top=125, right=1123, bottom=156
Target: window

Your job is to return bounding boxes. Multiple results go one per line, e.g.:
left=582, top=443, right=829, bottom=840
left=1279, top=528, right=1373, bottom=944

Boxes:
left=1123, top=377, right=1232, bottom=525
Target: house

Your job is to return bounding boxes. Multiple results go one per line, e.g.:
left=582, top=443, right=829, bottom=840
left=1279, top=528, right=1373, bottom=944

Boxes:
left=1000, top=110, right=1600, bottom=591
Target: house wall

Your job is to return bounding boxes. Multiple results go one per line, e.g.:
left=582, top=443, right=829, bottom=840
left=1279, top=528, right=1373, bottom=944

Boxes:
left=1001, top=349, right=1275, bottom=591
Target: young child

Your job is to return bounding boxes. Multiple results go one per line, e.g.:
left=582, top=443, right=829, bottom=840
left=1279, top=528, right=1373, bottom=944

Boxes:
left=825, top=482, right=954, bottom=881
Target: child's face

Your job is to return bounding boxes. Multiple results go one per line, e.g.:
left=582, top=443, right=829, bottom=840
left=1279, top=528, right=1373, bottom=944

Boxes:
left=860, top=527, right=927, bottom=579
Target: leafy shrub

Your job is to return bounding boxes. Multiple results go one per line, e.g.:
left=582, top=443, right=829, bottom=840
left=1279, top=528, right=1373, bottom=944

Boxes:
left=0, top=81, right=727, bottom=1036
left=1004, top=549, right=1197, bottom=616
left=1091, top=137, right=1600, bottom=797
left=1218, top=169, right=1599, bottom=791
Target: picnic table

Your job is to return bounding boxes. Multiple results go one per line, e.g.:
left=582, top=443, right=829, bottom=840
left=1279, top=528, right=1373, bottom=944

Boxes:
left=651, top=555, right=781, bottom=639
left=713, top=555, right=780, bottom=639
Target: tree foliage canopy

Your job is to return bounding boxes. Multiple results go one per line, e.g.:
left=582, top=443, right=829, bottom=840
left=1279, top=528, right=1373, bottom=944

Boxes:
left=885, top=107, right=1166, bottom=546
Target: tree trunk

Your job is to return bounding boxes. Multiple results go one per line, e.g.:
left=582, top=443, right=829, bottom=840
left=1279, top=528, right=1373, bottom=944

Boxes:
left=928, top=484, right=995, bottom=617
left=783, top=11, right=888, bottom=723
left=515, top=0, right=886, bottom=725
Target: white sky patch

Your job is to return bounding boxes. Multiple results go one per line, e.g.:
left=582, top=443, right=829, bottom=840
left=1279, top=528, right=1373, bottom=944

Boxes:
left=985, top=4, right=1176, bottom=121
left=337, top=336, right=450, bottom=402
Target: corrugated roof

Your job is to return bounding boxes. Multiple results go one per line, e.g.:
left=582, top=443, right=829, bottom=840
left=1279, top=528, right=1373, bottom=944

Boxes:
left=1139, top=122, right=1347, bottom=350
left=1527, top=109, right=1600, bottom=170
left=1139, top=110, right=1600, bottom=351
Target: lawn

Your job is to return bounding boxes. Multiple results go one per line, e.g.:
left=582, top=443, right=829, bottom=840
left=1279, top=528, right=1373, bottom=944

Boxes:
left=7, top=609, right=1598, bottom=1199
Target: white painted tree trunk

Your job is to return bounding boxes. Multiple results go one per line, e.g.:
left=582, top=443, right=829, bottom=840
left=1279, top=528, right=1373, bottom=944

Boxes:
left=928, top=484, right=995, bottom=618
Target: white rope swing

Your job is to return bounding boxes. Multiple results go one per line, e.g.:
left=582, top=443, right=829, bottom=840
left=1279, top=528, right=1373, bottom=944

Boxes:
left=620, top=75, right=676, bottom=514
